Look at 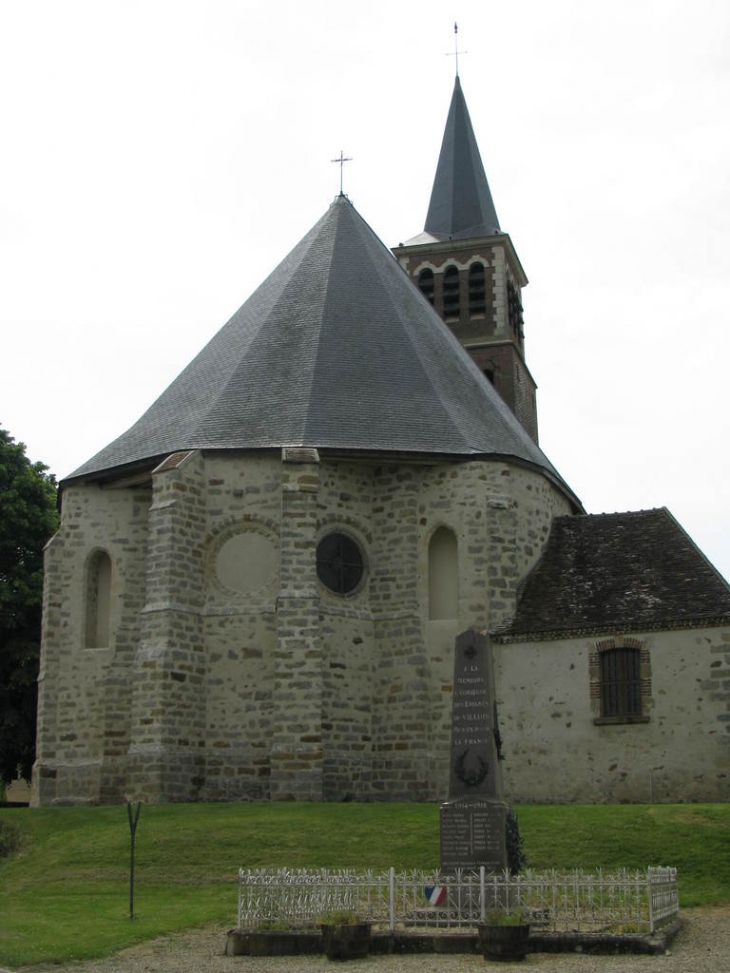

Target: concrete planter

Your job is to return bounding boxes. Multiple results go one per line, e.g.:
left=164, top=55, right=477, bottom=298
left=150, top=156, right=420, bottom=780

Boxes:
left=477, top=922, right=531, bottom=961
left=320, top=922, right=372, bottom=960
left=226, top=929, right=322, bottom=956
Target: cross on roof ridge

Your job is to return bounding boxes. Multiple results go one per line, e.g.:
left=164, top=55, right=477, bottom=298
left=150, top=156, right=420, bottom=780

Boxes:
left=331, top=150, right=353, bottom=196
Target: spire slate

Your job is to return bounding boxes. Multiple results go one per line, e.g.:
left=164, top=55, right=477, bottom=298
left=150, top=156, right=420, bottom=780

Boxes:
left=424, top=76, right=501, bottom=240
left=69, top=196, right=574, bottom=504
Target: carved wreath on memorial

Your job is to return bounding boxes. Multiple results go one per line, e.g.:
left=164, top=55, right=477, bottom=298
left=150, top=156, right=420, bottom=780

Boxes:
left=455, top=748, right=488, bottom=787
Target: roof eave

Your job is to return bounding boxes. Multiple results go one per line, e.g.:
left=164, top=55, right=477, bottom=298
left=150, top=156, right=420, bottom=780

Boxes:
left=62, top=444, right=582, bottom=512
left=493, top=613, right=730, bottom=644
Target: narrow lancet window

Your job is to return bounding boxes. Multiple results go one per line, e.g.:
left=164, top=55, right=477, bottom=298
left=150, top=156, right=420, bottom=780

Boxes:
left=429, top=527, right=458, bottom=620
left=85, top=550, right=112, bottom=648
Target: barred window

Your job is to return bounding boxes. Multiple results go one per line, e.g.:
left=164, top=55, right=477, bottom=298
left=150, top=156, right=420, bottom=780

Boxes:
left=600, top=647, right=642, bottom=719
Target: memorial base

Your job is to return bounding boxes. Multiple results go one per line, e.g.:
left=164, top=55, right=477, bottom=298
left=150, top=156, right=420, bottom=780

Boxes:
left=439, top=797, right=509, bottom=873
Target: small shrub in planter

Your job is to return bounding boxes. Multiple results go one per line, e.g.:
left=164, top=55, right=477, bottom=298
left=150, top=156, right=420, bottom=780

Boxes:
left=319, top=911, right=372, bottom=961
left=478, top=911, right=531, bottom=961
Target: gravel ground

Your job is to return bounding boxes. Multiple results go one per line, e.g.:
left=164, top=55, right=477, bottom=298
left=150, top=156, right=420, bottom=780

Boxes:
left=10, top=907, right=729, bottom=973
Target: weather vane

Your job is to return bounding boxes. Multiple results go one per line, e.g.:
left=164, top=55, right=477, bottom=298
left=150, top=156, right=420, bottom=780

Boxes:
left=331, top=150, right=353, bottom=196
left=447, top=22, right=467, bottom=77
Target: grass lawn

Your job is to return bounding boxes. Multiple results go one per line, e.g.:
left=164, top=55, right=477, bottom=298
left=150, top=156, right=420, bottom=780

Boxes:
left=0, top=801, right=728, bottom=967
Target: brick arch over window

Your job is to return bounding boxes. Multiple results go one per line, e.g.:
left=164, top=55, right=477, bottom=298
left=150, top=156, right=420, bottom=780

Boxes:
left=590, top=636, right=651, bottom=724
left=428, top=526, right=458, bottom=620
left=85, top=549, right=112, bottom=648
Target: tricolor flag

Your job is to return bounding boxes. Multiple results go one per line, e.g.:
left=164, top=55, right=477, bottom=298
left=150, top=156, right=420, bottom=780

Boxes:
left=424, top=884, right=447, bottom=906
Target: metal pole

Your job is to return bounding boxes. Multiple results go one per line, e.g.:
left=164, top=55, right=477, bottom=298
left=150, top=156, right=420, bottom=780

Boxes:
left=389, top=867, right=395, bottom=931
left=127, top=801, right=142, bottom=919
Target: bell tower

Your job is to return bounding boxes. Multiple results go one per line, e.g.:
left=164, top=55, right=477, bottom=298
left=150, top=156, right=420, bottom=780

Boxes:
left=393, top=74, right=538, bottom=443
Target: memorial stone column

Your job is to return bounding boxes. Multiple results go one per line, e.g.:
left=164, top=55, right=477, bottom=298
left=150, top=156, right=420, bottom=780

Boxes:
left=440, top=628, right=509, bottom=872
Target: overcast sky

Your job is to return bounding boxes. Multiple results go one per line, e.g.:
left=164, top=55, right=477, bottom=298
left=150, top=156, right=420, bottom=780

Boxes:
left=2, top=1, right=729, bottom=581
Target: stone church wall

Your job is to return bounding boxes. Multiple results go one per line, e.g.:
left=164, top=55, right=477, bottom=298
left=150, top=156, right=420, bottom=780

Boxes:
left=203, top=455, right=281, bottom=800
left=34, top=449, right=573, bottom=805
left=360, top=460, right=571, bottom=801
left=496, top=627, right=730, bottom=803
left=35, top=481, right=150, bottom=805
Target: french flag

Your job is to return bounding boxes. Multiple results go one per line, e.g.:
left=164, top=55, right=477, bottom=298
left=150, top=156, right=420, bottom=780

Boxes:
left=424, top=884, right=447, bottom=906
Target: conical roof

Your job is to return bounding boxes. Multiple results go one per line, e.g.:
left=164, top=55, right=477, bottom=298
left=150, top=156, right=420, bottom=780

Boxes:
left=424, top=76, right=501, bottom=240
left=69, top=196, right=574, bottom=502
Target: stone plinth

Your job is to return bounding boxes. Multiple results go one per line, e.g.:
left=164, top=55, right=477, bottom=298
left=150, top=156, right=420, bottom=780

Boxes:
left=440, top=797, right=509, bottom=871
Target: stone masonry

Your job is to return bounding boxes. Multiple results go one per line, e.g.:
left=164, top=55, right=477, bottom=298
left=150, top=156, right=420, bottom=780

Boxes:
left=34, top=445, right=730, bottom=806
left=34, top=449, right=573, bottom=804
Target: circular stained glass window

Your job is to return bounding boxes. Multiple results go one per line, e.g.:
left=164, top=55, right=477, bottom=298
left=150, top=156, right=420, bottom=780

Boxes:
left=316, top=531, right=364, bottom=595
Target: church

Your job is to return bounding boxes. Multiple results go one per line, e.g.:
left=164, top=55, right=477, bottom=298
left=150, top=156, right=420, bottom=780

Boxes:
left=33, top=73, right=730, bottom=806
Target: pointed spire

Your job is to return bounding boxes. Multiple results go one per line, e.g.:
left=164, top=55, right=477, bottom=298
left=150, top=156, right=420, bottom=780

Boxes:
left=424, top=76, right=501, bottom=240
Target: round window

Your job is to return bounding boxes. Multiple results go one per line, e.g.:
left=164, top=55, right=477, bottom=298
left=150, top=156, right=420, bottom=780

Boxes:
left=316, top=531, right=364, bottom=595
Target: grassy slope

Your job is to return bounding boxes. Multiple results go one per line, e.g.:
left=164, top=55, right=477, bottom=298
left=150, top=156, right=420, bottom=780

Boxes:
left=0, top=802, right=728, bottom=967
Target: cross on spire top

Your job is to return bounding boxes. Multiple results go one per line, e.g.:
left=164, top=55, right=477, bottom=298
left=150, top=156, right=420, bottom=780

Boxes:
left=446, top=21, right=467, bottom=77
left=331, top=150, right=353, bottom=196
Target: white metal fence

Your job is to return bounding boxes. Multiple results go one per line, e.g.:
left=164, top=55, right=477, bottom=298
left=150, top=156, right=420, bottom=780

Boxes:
left=237, top=866, right=678, bottom=935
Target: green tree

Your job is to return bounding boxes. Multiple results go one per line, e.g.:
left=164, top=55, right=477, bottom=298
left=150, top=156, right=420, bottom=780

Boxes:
left=0, top=429, right=58, bottom=784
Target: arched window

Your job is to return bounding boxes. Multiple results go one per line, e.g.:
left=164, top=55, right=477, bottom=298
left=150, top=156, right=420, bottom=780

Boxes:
left=468, top=262, right=486, bottom=314
left=600, top=647, right=642, bottom=718
left=417, top=268, right=435, bottom=305
left=85, top=550, right=112, bottom=648
left=442, top=265, right=460, bottom=318
left=428, top=527, right=458, bottom=620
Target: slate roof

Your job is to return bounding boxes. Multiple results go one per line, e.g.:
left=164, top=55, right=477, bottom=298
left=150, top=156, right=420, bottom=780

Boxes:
left=423, top=76, right=501, bottom=241
left=498, top=508, right=730, bottom=640
left=68, top=195, right=577, bottom=504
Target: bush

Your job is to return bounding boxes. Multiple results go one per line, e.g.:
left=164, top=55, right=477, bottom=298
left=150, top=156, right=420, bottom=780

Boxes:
left=506, top=809, right=526, bottom=874
left=0, top=819, right=20, bottom=858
